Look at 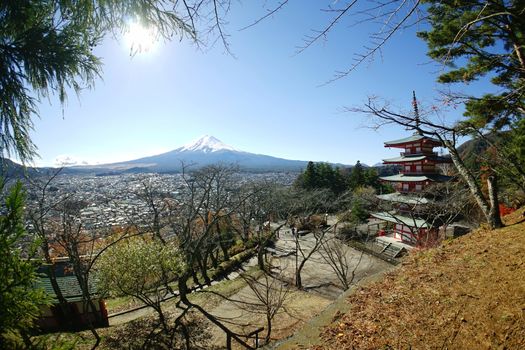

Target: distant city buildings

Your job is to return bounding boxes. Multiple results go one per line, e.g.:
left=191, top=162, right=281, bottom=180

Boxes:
left=25, top=172, right=297, bottom=237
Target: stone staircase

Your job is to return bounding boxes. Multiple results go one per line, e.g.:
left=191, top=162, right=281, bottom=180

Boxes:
left=375, top=240, right=407, bottom=259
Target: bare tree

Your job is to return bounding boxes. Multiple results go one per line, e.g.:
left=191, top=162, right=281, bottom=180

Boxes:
left=26, top=171, right=139, bottom=348
left=165, top=164, right=257, bottom=349
left=194, top=264, right=290, bottom=347
left=25, top=170, right=75, bottom=329
left=352, top=96, right=504, bottom=229
left=176, top=164, right=239, bottom=286
left=283, top=189, right=335, bottom=289
left=231, top=182, right=270, bottom=243
left=293, top=226, right=330, bottom=290
left=135, top=178, right=171, bottom=243
left=240, top=271, right=290, bottom=344
left=228, top=182, right=292, bottom=272
left=319, top=236, right=365, bottom=290
left=53, top=199, right=107, bottom=346
left=243, top=1, right=423, bottom=83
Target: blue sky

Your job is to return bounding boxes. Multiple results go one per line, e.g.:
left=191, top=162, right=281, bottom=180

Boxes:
left=31, top=2, right=484, bottom=167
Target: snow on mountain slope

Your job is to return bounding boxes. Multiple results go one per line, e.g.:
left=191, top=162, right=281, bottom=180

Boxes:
left=178, top=135, right=238, bottom=153
left=73, top=135, right=350, bottom=173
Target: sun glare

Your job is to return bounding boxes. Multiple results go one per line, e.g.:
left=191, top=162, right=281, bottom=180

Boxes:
left=124, top=21, right=159, bottom=54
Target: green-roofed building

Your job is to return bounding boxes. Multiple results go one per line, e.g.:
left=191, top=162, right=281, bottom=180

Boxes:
left=34, top=258, right=109, bottom=332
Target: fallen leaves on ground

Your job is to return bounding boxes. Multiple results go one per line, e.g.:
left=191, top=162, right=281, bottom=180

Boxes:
left=314, top=207, right=525, bottom=350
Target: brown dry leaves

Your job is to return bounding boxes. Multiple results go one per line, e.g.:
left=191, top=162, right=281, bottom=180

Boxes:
left=314, top=208, right=525, bottom=350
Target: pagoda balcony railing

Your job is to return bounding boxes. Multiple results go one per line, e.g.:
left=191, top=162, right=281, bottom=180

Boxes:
left=400, top=170, right=435, bottom=175
left=394, top=186, right=427, bottom=194
left=400, top=151, right=439, bottom=157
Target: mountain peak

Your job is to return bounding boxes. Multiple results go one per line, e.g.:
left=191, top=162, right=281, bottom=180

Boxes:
left=179, top=135, right=238, bottom=153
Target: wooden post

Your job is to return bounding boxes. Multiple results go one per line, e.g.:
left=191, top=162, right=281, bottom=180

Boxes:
left=247, top=327, right=264, bottom=349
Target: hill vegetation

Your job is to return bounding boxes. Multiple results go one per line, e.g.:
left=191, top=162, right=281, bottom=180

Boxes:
left=457, top=125, right=525, bottom=207
left=294, top=161, right=393, bottom=195
left=304, top=208, right=525, bottom=350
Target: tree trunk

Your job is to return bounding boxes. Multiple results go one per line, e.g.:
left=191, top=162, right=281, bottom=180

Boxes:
left=220, top=238, right=230, bottom=261
left=257, top=244, right=266, bottom=271
left=154, top=303, right=169, bottom=334
left=487, top=175, right=504, bottom=228
left=295, top=260, right=307, bottom=289
left=210, top=249, right=218, bottom=268
left=444, top=140, right=499, bottom=228
left=295, top=268, right=302, bottom=289
left=89, top=326, right=101, bottom=350
left=178, top=274, right=190, bottom=304
left=243, top=223, right=251, bottom=242
left=265, top=314, right=272, bottom=344
left=42, top=247, right=74, bottom=328
left=200, top=262, right=211, bottom=286
left=195, top=251, right=211, bottom=285
left=216, top=222, right=230, bottom=261
left=179, top=323, right=191, bottom=350
left=191, top=268, right=200, bottom=287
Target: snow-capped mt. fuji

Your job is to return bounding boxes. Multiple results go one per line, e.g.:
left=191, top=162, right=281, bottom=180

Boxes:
left=82, top=135, right=345, bottom=173
left=177, top=135, right=238, bottom=153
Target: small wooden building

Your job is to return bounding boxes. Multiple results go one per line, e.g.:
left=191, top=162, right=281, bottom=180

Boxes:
left=35, top=259, right=109, bottom=332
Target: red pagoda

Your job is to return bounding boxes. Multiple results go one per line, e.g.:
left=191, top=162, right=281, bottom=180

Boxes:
left=371, top=92, right=452, bottom=246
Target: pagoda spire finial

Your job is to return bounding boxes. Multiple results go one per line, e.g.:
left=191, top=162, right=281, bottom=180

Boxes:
left=412, top=90, right=422, bottom=134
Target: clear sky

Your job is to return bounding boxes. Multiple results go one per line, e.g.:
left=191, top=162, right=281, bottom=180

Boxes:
left=30, top=2, right=489, bottom=167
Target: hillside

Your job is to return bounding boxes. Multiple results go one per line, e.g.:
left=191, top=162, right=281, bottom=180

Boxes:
left=0, top=158, right=64, bottom=178
left=297, top=209, right=525, bottom=349
left=456, top=132, right=506, bottom=170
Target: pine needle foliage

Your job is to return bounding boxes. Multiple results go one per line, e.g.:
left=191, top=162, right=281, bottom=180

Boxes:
left=0, top=181, right=49, bottom=346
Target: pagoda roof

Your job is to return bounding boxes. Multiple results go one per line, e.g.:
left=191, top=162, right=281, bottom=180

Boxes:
left=384, top=133, right=441, bottom=147
left=371, top=211, right=430, bottom=228
left=383, top=154, right=452, bottom=164
left=383, top=155, right=426, bottom=163
left=380, top=174, right=452, bottom=182
left=376, top=192, right=429, bottom=205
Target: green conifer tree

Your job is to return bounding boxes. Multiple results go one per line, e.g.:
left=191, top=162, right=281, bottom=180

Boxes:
left=0, top=182, right=49, bottom=346
left=418, top=0, right=525, bottom=130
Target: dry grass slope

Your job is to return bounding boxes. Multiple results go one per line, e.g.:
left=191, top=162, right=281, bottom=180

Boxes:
left=314, top=208, right=525, bottom=350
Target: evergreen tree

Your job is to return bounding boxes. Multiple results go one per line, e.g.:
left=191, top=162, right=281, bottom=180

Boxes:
left=418, top=0, right=525, bottom=130
left=295, top=162, right=348, bottom=195
left=349, top=199, right=368, bottom=226
left=299, top=161, right=318, bottom=190
left=0, top=182, right=49, bottom=346
left=349, top=161, right=365, bottom=190
left=332, top=167, right=348, bottom=195
left=487, top=120, right=525, bottom=199
left=0, top=0, right=230, bottom=161
left=507, top=118, right=525, bottom=184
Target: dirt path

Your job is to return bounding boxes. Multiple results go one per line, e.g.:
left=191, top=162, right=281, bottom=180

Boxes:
left=108, top=256, right=259, bottom=326
left=272, top=227, right=391, bottom=299
left=202, top=223, right=392, bottom=349
left=108, top=218, right=392, bottom=348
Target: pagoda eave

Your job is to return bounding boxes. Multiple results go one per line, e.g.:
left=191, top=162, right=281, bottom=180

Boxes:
left=380, top=174, right=452, bottom=182
left=384, top=133, right=442, bottom=148
left=371, top=212, right=431, bottom=228
left=377, top=192, right=429, bottom=205
left=382, top=155, right=452, bottom=164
